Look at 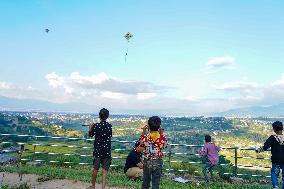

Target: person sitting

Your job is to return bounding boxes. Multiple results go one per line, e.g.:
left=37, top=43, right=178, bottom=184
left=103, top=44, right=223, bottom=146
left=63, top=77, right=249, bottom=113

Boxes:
left=124, top=141, right=145, bottom=180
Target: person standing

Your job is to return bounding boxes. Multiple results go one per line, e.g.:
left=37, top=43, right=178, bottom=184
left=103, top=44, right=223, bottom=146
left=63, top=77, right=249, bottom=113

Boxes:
left=88, top=108, right=112, bottom=189
left=256, top=121, right=284, bottom=189
left=199, top=135, right=222, bottom=183
left=140, top=116, right=167, bottom=189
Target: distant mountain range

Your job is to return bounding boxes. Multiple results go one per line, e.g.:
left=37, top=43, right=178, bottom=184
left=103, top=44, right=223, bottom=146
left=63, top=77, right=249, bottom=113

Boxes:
left=1, top=96, right=284, bottom=117
left=0, top=96, right=95, bottom=113
left=0, top=96, right=167, bottom=115
left=216, top=103, right=284, bottom=117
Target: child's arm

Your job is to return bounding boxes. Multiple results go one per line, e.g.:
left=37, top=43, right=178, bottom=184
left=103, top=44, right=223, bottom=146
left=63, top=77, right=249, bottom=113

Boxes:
left=199, top=146, right=207, bottom=156
left=158, top=127, right=164, bottom=135
left=88, top=123, right=96, bottom=138
left=137, top=162, right=144, bottom=169
left=133, top=155, right=143, bottom=169
left=158, top=127, right=167, bottom=149
left=159, top=134, right=167, bottom=150
left=256, top=135, right=273, bottom=153
left=216, top=145, right=221, bottom=152
left=141, top=125, right=149, bottom=135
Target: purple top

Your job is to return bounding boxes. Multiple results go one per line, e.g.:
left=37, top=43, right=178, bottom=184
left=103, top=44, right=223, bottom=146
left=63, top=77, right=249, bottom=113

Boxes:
left=199, top=142, right=221, bottom=165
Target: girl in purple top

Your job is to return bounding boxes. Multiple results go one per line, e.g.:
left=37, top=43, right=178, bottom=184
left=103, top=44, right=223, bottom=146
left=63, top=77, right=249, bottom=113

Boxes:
left=199, top=135, right=222, bottom=182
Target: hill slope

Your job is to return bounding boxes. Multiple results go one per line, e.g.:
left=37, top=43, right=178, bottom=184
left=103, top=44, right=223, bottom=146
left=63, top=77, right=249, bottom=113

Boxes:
left=217, top=103, right=284, bottom=117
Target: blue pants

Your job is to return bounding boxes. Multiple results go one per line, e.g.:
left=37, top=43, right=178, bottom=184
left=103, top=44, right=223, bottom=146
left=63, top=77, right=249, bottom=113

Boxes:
left=202, top=163, right=223, bottom=182
left=202, top=163, right=214, bottom=182
left=271, top=163, right=284, bottom=189
left=142, top=159, right=163, bottom=189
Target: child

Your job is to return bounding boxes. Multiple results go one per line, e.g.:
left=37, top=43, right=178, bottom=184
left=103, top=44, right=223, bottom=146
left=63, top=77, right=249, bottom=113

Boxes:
left=199, top=135, right=221, bottom=183
left=88, top=108, right=112, bottom=189
left=124, top=140, right=145, bottom=180
left=140, top=116, right=166, bottom=189
left=256, top=121, right=284, bottom=189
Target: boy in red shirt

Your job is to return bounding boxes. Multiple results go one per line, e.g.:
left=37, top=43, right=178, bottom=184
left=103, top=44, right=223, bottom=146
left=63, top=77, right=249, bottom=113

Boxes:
left=140, top=116, right=166, bottom=189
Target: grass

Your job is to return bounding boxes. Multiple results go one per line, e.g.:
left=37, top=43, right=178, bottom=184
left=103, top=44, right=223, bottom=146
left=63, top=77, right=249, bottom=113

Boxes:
left=0, top=183, right=30, bottom=189
left=0, top=138, right=274, bottom=189
left=0, top=165, right=273, bottom=189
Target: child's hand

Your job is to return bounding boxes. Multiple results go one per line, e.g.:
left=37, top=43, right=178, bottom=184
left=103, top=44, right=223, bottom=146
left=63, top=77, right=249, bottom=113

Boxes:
left=142, top=125, right=149, bottom=132
left=89, top=123, right=95, bottom=131
left=158, top=127, right=164, bottom=134
left=255, top=147, right=261, bottom=153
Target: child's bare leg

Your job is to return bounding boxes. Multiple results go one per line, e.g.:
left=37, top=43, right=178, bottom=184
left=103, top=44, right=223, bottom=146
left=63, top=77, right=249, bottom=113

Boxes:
left=102, top=168, right=107, bottom=189
left=92, top=169, right=98, bottom=188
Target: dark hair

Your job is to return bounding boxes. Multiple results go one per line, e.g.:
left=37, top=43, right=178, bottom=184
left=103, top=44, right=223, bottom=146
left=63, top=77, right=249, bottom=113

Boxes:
left=134, top=141, right=140, bottom=148
left=99, top=108, right=109, bottom=120
left=148, top=116, right=161, bottom=131
left=272, top=121, right=283, bottom=131
left=205, top=135, right=211, bottom=142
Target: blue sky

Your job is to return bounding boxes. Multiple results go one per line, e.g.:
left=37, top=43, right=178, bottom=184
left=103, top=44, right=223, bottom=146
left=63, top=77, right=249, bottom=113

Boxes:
left=1, top=0, right=284, bottom=115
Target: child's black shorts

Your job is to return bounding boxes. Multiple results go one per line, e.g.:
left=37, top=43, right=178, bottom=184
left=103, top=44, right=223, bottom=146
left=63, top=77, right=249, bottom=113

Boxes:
left=93, top=157, right=112, bottom=170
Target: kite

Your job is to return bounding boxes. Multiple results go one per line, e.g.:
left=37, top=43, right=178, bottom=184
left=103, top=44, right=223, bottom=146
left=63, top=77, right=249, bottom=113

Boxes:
left=45, top=29, right=50, bottom=33
left=124, top=32, right=133, bottom=63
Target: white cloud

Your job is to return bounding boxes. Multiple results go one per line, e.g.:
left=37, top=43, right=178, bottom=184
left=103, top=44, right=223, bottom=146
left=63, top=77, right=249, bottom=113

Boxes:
left=214, top=79, right=259, bottom=92
left=137, top=93, right=157, bottom=100
left=184, top=96, right=200, bottom=102
left=212, top=74, right=284, bottom=109
left=261, top=74, right=284, bottom=104
left=207, top=56, right=236, bottom=68
left=69, top=72, right=109, bottom=85
left=0, top=80, right=77, bottom=104
left=45, top=72, right=168, bottom=95
left=204, top=56, right=236, bottom=73
left=2, top=72, right=284, bottom=115
left=212, top=78, right=263, bottom=107
left=272, top=73, right=284, bottom=87
left=0, top=82, right=12, bottom=89
left=45, top=72, right=64, bottom=88
left=101, top=91, right=127, bottom=100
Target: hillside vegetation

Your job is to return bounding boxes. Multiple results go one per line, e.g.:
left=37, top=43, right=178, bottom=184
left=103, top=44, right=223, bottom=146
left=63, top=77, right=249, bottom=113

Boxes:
left=0, top=112, right=280, bottom=188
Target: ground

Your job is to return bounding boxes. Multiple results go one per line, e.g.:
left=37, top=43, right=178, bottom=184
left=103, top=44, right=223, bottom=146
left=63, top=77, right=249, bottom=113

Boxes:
left=0, top=172, right=125, bottom=189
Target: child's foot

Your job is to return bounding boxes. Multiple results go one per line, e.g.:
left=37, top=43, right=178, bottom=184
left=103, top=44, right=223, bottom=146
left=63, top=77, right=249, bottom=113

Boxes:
left=86, top=186, right=95, bottom=189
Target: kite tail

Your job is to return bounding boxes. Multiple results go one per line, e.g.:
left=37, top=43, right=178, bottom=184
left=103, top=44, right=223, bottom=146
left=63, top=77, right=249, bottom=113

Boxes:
left=125, top=46, right=129, bottom=63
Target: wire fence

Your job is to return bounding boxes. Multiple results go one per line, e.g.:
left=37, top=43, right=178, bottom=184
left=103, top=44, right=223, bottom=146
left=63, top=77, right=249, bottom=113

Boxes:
left=0, top=133, right=271, bottom=179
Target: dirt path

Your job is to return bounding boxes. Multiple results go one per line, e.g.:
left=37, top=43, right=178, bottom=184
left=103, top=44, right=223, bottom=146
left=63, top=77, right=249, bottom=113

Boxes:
left=0, top=172, right=126, bottom=189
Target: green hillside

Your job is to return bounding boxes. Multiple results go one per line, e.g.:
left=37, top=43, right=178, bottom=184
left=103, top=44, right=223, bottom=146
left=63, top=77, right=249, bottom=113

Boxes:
left=0, top=112, right=279, bottom=188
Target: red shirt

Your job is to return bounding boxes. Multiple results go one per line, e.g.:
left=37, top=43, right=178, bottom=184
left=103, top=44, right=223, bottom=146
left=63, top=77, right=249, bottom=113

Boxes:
left=140, top=133, right=166, bottom=159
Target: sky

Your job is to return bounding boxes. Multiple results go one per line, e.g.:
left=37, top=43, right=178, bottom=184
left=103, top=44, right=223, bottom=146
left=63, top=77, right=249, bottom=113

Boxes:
left=0, top=0, right=284, bottom=115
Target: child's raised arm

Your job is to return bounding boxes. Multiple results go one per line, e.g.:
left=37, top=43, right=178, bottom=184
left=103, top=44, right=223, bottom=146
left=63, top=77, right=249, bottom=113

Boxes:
left=141, top=124, right=149, bottom=135
left=158, top=127, right=164, bottom=135
left=88, top=123, right=96, bottom=138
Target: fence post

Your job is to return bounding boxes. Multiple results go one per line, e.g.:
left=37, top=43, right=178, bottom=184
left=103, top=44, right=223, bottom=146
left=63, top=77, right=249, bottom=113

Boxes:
left=168, top=144, right=172, bottom=175
left=234, top=147, right=238, bottom=177
left=33, top=145, right=37, bottom=161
